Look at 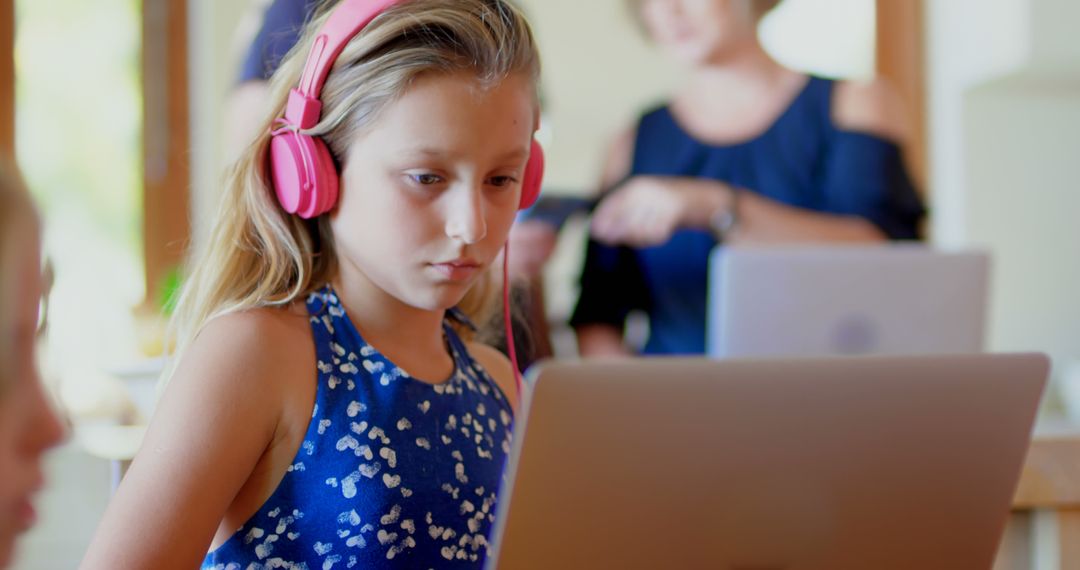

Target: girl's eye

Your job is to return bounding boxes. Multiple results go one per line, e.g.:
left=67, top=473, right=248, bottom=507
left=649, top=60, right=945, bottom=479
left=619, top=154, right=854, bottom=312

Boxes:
left=488, top=175, right=517, bottom=188
left=408, top=173, right=443, bottom=186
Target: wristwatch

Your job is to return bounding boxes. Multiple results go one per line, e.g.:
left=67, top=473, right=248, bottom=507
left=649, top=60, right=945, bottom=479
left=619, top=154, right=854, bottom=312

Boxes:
left=709, top=186, right=740, bottom=243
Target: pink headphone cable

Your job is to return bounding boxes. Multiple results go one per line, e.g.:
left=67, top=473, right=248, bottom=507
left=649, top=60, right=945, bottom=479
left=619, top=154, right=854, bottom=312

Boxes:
left=502, top=242, right=525, bottom=398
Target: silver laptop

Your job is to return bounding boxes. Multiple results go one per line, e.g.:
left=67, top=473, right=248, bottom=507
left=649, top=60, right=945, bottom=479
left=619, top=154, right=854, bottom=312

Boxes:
left=487, top=353, right=1048, bottom=570
left=707, top=245, right=989, bottom=358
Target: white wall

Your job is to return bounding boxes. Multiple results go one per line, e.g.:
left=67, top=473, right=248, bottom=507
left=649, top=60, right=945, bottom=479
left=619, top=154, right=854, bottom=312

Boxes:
left=924, top=0, right=1080, bottom=377
left=965, top=76, right=1080, bottom=363
left=927, top=0, right=1080, bottom=372
left=760, top=0, right=876, bottom=81
left=925, top=0, right=1030, bottom=246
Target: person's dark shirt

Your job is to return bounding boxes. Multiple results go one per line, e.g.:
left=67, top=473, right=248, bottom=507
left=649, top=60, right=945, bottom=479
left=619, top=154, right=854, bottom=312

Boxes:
left=239, top=0, right=324, bottom=82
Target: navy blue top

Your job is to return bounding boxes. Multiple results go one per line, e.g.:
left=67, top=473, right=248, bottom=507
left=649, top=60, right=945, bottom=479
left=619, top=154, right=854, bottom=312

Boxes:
left=239, top=0, right=322, bottom=82
left=569, top=76, right=926, bottom=355
left=203, top=287, right=514, bottom=569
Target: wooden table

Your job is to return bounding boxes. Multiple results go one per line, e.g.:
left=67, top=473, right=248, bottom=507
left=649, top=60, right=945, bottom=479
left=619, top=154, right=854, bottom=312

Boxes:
left=996, top=422, right=1080, bottom=570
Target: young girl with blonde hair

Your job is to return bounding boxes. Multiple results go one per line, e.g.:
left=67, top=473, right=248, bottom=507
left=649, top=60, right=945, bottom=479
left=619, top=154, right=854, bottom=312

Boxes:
left=82, top=0, right=543, bottom=567
left=0, top=164, right=65, bottom=568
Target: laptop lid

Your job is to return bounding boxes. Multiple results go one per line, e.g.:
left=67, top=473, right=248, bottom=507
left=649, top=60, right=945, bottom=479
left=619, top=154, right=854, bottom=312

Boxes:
left=487, top=353, right=1047, bottom=570
left=707, top=245, right=989, bottom=358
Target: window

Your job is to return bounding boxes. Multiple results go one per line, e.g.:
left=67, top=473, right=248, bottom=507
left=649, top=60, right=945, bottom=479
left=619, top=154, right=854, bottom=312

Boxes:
left=15, top=0, right=142, bottom=409
left=13, top=0, right=190, bottom=413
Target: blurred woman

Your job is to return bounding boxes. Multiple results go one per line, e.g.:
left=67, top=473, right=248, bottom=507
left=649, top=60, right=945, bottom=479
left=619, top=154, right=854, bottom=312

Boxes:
left=571, top=0, right=925, bottom=356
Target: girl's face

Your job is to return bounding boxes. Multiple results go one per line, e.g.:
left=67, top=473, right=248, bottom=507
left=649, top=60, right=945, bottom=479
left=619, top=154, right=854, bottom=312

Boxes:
left=331, top=71, right=535, bottom=313
left=639, top=0, right=758, bottom=65
left=0, top=240, right=64, bottom=567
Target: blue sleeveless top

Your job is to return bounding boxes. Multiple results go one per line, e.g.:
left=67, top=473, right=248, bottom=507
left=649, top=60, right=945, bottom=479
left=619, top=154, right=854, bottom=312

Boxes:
left=570, top=76, right=925, bottom=355
left=203, top=287, right=514, bottom=569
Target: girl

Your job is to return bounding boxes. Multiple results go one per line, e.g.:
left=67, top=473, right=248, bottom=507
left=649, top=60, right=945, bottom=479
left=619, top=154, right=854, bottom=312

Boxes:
left=0, top=164, right=65, bottom=568
left=570, top=0, right=926, bottom=355
left=81, top=0, right=541, bottom=567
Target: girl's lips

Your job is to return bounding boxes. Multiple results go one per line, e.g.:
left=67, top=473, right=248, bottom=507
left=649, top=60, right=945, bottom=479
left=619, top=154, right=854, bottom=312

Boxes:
left=12, top=476, right=44, bottom=531
left=15, top=496, right=36, bottom=531
left=431, top=259, right=481, bottom=281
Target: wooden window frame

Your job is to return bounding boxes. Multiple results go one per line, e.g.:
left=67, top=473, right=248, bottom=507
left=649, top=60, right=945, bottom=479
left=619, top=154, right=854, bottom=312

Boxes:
left=876, top=0, right=927, bottom=192
left=142, top=0, right=191, bottom=309
left=0, top=0, right=193, bottom=492
left=4, top=0, right=190, bottom=309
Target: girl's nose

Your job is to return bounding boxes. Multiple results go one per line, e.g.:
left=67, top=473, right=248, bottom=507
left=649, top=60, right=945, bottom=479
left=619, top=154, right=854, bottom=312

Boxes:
left=445, top=184, right=487, bottom=244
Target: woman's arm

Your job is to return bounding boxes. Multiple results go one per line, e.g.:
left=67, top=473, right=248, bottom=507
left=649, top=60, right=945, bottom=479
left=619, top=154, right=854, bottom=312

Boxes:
left=574, top=324, right=632, bottom=358
left=726, top=187, right=887, bottom=244
left=590, top=175, right=886, bottom=247
left=80, top=309, right=309, bottom=569
left=589, top=78, right=918, bottom=247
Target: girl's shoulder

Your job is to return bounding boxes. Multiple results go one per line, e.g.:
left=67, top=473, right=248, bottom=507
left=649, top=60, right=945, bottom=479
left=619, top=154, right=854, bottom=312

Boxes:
left=181, top=304, right=315, bottom=406
left=200, top=303, right=311, bottom=347
left=464, top=341, right=519, bottom=414
left=199, top=303, right=310, bottom=351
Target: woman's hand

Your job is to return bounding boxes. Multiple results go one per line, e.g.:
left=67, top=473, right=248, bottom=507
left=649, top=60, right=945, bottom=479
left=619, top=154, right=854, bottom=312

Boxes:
left=589, top=176, right=730, bottom=247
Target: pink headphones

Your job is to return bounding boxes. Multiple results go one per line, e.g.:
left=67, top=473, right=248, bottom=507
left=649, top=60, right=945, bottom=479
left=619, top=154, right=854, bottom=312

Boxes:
left=269, top=0, right=545, bottom=219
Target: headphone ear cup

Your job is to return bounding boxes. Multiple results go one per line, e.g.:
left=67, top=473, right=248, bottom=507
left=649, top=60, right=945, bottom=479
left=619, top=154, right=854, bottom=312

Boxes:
left=519, top=139, right=544, bottom=210
left=269, top=131, right=340, bottom=219
left=304, top=136, right=339, bottom=218
left=269, top=132, right=314, bottom=216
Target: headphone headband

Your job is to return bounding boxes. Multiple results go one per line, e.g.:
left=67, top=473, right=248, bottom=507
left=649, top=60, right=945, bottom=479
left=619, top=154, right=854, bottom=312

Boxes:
left=297, top=0, right=404, bottom=100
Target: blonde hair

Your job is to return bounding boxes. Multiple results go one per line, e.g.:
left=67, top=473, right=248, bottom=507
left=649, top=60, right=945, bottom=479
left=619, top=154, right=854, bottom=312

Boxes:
left=170, top=0, right=540, bottom=374
left=0, top=162, right=39, bottom=398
